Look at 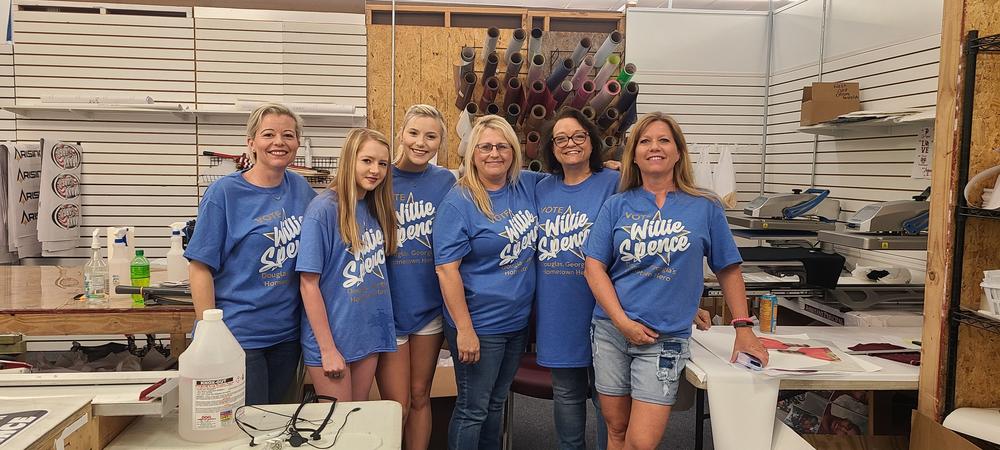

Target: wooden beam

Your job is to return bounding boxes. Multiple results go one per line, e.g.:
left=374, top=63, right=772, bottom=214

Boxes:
left=917, top=0, right=964, bottom=422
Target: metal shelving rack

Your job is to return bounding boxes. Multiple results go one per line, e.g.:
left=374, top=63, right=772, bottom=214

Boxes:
left=943, top=30, right=1000, bottom=414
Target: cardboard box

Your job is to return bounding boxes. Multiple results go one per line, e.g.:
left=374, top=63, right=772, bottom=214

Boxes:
left=800, top=82, right=860, bottom=126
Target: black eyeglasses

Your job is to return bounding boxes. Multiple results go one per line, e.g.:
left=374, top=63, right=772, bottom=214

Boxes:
left=552, top=131, right=589, bottom=148
left=474, top=143, right=513, bottom=154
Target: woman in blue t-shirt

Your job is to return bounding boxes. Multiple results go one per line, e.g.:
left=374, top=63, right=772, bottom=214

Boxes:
left=433, top=115, right=545, bottom=450
left=375, top=105, right=456, bottom=450
left=297, top=128, right=398, bottom=401
left=185, top=103, right=318, bottom=405
left=583, top=112, right=769, bottom=450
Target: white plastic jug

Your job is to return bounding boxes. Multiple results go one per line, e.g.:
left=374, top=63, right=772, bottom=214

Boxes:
left=178, top=309, right=246, bottom=442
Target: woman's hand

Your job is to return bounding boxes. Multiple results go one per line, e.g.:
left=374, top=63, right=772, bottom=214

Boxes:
left=456, top=328, right=481, bottom=364
left=731, top=328, right=769, bottom=367
left=615, top=318, right=658, bottom=345
left=694, top=308, right=712, bottom=331
left=321, top=348, right=348, bottom=380
left=603, top=160, right=622, bottom=171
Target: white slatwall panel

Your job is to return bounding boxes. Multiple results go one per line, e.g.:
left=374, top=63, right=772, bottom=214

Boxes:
left=192, top=9, right=367, bottom=192
left=12, top=2, right=198, bottom=260
left=4, top=2, right=368, bottom=262
left=766, top=0, right=941, bottom=277
left=635, top=71, right=765, bottom=206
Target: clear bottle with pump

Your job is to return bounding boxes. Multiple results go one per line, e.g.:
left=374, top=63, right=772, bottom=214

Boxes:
left=167, top=222, right=188, bottom=283
left=130, top=249, right=150, bottom=307
left=83, top=229, right=108, bottom=304
left=108, top=228, right=132, bottom=298
left=178, top=309, right=245, bottom=442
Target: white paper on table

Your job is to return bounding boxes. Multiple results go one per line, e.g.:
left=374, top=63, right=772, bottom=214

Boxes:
left=37, top=139, right=82, bottom=246
left=7, top=142, right=42, bottom=258
left=692, top=328, right=877, bottom=376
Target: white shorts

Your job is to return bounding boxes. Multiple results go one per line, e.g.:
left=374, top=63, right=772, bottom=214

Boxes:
left=396, top=315, right=444, bottom=346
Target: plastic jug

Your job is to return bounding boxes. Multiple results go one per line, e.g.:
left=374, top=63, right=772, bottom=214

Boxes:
left=178, top=309, right=246, bottom=442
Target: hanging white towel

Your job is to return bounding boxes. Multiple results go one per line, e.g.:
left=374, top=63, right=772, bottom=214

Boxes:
left=456, top=108, right=473, bottom=164
left=715, top=144, right=738, bottom=208
left=693, top=144, right=715, bottom=192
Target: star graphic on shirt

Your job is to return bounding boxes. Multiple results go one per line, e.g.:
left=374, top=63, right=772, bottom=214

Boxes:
left=538, top=206, right=590, bottom=261
left=402, top=192, right=433, bottom=250
left=262, top=209, right=288, bottom=243
left=620, top=211, right=689, bottom=265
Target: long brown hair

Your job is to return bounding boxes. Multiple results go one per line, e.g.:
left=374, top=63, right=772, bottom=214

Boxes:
left=619, top=112, right=719, bottom=202
left=332, top=128, right=398, bottom=255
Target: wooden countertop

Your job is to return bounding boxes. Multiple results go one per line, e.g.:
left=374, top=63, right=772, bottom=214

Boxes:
left=0, top=265, right=189, bottom=313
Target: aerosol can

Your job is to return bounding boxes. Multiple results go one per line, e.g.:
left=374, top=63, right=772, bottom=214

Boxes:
left=166, top=222, right=188, bottom=283
left=178, top=309, right=245, bottom=442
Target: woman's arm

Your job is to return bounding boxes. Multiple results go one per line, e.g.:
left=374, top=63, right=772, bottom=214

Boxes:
left=189, top=261, right=215, bottom=320
left=717, top=264, right=769, bottom=366
left=584, top=257, right=658, bottom=345
left=435, top=260, right=479, bottom=364
left=300, top=272, right=346, bottom=377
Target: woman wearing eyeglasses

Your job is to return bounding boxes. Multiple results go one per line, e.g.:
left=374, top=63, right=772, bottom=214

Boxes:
left=433, top=115, right=547, bottom=450
left=583, top=112, right=767, bottom=450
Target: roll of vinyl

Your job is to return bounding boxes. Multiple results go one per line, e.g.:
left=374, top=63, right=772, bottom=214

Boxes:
left=502, top=77, right=524, bottom=110
left=528, top=27, right=544, bottom=57
left=465, top=102, right=479, bottom=116
left=527, top=54, right=546, bottom=85
left=570, top=55, right=594, bottom=92
left=505, top=103, right=521, bottom=126
left=486, top=103, right=501, bottom=116
left=525, top=80, right=552, bottom=110
left=569, top=37, right=592, bottom=68
left=506, top=28, right=526, bottom=62
left=603, top=135, right=618, bottom=150
left=581, top=106, right=596, bottom=121
left=459, top=47, right=475, bottom=73
left=455, top=71, right=478, bottom=109
left=504, top=52, right=524, bottom=83
left=553, top=80, right=574, bottom=109
left=525, top=131, right=541, bottom=159
left=569, top=80, right=596, bottom=109
left=524, top=104, right=547, bottom=132
left=483, top=27, right=500, bottom=65
left=482, top=52, right=500, bottom=85
left=589, top=80, right=621, bottom=113
left=527, top=159, right=544, bottom=172
left=593, top=31, right=623, bottom=69
left=617, top=63, right=637, bottom=85
left=597, top=107, right=620, bottom=128
left=479, top=76, right=501, bottom=110
left=619, top=102, right=638, bottom=133
left=546, top=57, right=574, bottom=92
left=594, top=54, right=621, bottom=89
left=615, top=81, right=639, bottom=114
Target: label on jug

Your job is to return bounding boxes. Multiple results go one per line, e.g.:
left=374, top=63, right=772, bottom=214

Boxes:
left=191, top=374, right=245, bottom=430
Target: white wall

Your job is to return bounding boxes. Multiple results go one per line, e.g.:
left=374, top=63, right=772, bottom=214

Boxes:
left=5, top=0, right=366, bottom=260
left=626, top=8, right=769, bottom=208
left=766, top=0, right=942, bottom=278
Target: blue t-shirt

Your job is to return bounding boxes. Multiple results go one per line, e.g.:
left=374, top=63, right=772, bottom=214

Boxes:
left=296, top=191, right=396, bottom=364
left=184, top=170, right=317, bottom=349
left=535, top=170, right=620, bottom=368
left=388, top=165, right=456, bottom=335
left=583, top=189, right=742, bottom=338
left=433, top=172, right=547, bottom=335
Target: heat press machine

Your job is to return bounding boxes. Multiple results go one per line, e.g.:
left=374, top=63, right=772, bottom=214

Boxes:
left=727, top=188, right=841, bottom=246
left=817, top=188, right=930, bottom=250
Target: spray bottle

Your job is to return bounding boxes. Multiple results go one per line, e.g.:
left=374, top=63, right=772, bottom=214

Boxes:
left=108, top=228, right=132, bottom=298
left=178, top=309, right=245, bottom=442
left=83, top=229, right=108, bottom=304
left=167, top=222, right=188, bottom=283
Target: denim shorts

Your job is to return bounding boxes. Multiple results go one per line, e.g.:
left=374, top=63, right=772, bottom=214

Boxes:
left=590, top=318, right=691, bottom=406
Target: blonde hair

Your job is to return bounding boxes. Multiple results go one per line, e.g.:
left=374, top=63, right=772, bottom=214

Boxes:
left=245, top=103, right=304, bottom=163
left=332, top=128, right=398, bottom=255
left=396, top=104, right=447, bottom=163
left=619, top=112, right=719, bottom=202
left=457, top=115, right=523, bottom=219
